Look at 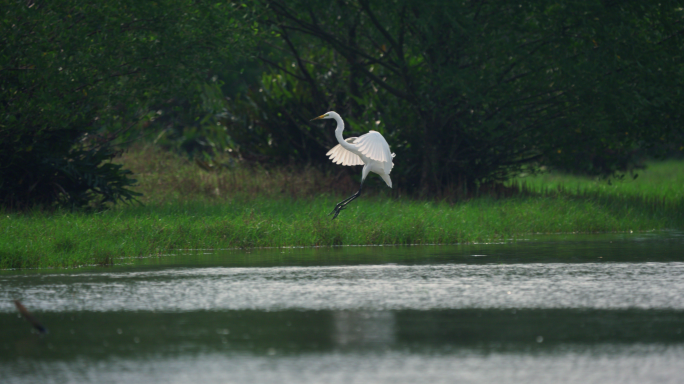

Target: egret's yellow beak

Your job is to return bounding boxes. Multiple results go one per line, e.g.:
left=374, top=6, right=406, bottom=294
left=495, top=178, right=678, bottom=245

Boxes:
left=310, top=113, right=327, bottom=121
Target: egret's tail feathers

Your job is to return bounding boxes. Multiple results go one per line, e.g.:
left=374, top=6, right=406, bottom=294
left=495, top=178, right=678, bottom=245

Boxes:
left=380, top=173, right=393, bottom=188
left=391, top=153, right=396, bottom=158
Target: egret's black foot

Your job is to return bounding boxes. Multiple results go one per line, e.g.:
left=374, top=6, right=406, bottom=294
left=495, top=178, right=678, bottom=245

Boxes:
left=329, top=204, right=347, bottom=220
left=328, top=190, right=361, bottom=220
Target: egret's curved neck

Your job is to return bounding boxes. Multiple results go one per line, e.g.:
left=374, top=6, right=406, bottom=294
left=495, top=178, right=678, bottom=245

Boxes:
left=333, top=114, right=355, bottom=151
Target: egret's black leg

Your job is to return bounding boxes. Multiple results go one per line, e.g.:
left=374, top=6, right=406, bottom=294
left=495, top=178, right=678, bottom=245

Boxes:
left=329, top=182, right=364, bottom=219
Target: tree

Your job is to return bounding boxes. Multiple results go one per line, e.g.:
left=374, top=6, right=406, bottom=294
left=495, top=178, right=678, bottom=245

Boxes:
left=1, top=0, right=255, bottom=209
left=230, top=0, right=683, bottom=194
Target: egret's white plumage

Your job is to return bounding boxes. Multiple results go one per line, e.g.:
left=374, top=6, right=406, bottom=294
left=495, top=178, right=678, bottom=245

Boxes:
left=326, top=138, right=365, bottom=166
left=312, top=111, right=395, bottom=218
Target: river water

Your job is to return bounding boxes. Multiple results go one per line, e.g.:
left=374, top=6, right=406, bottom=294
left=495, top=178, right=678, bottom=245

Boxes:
left=2, top=232, right=683, bottom=383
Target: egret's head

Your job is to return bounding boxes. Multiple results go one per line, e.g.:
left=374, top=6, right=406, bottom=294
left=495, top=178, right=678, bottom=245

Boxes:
left=310, top=111, right=338, bottom=121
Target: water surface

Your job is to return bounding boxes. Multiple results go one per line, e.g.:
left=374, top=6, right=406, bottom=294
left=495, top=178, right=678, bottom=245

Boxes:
left=2, top=232, right=683, bottom=383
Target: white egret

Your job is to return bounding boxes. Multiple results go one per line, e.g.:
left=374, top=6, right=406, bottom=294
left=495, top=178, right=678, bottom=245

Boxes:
left=311, top=111, right=395, bottom=219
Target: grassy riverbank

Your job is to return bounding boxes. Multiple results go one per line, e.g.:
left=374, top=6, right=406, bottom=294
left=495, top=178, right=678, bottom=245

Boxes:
left=1, top=148, right=683, bottom=269
left=513, top=160, right=684, bottom=203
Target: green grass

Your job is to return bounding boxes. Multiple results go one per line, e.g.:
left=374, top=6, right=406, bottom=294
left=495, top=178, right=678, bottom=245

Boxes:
left=512, top=160, right=684, bottom=203
left=2, top=148, right=683, bottom=269
left=2, top=192, right=682, bottom=269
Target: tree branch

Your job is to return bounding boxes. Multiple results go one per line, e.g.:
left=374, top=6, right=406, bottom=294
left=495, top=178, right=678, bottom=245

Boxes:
left=277, top=24, right=327, bottom=103
left=256, top=55, right=307, bottom=81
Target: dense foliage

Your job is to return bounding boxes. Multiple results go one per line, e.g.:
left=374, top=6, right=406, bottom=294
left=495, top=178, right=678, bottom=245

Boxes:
left=3, top=0, right=682, bottom=207
left=1, top=0, right=253, bottom=209
left=225, top=0, right=683, bottom=194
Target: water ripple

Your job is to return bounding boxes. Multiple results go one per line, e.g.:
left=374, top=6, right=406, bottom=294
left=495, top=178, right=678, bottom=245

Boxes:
left=2, top=263, right=683, bottom=312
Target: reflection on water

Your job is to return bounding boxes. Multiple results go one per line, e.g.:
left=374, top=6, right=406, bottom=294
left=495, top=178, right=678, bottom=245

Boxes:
left=333, top=311, right=396, bottom=347
left=2, top=232, right=684, bottom=383
left=2, top=309, right=683, bottom=358
left=3, top=308, right=684, bottom=383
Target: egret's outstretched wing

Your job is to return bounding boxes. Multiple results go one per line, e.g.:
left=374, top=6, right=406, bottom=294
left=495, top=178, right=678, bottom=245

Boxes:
left=354, top=131, right=394, bottom=173
left=326, top=137, right=364, bottom=166
left=354, top=131, right=392, bottom=162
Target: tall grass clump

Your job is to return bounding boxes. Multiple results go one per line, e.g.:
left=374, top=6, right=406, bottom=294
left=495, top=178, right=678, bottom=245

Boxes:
left=115, top=145, right=366, bottom=203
